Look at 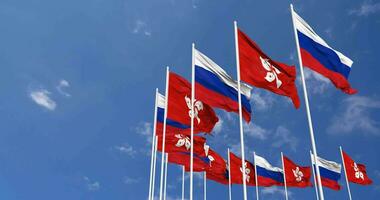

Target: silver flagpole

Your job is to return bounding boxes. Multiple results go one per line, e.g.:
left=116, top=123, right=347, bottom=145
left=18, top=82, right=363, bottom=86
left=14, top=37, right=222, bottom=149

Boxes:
left=148, top=89, right=159, bottom=200
left=290, top=4, right=324, bottom=200
left=340, top=146, right=353, bottom=200
left=152, top=135, right=158, bottom=200
left=159, top=67, right=170, bottom=200
left=310, top=151, right=320, bottom=200
left=182, top=166, right=185, bottom=200
left=281, top=152, right=289, bottom=200
left=233, top=20, right=248, bottom=200
left=164, top=153, right=168, bottom=200
left=228, top=148, right=232, bottom=200
left=254, top=152, right=259, bottom=200
left=190, top=43, right=195, bottom=200
left=204, top=172, right=207, bottom=200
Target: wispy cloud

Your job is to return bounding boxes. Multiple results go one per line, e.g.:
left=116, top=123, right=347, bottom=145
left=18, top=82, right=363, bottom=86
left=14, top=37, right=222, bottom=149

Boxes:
left=56, top=79, right=71, bottom=97
left=124, top=176, right=141, bottom=184
left=136, top=122, right=153, bottom=142
left=213, top=118, right=223, bottom=135
left=132, top=20, right=151, bottom=36
left=301, top=67, right=331, bottom=94
left=29, top=89, right=57, bottom=111
left=113, top=143, right=137, bottom=157
left=328, top=96, right=380, bottom=135
left=261, top=186, right=292, bottom=197
left=272, top=126, right=298, bottom=152
left=250, top=91, right=275, bottom=111
left=83, top=176, right=100, bottom=191
left=244, top=123, right=269, bottom=140
left=349, top=1, right=380, bottom=16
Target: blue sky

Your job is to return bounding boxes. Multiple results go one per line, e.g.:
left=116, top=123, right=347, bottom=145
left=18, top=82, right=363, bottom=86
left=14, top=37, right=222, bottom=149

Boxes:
left=0, top=0, right=380, bottom=199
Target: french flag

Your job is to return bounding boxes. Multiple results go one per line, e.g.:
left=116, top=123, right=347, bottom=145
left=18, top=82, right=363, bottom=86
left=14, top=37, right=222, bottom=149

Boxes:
left=194, top=49, right=252, bottom=122
left=311, top=154, right=342, bottom=190
left=156, top=92, right=190, bottom=136
left=293, top=10, right=357, bottom=94
left=254, top=154, right=284, bottom=187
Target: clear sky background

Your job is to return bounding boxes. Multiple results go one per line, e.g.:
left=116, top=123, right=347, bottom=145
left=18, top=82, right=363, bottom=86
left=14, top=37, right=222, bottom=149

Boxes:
left=0, top=0, right=380, bottom=199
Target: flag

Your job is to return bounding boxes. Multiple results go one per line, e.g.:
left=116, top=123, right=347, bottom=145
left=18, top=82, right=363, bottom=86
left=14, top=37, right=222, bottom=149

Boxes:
left=342, top=150, right=373, bottom=185
left=157, top=134, right=206, bottom=154
left=168, top=151, right=210, bottom=172
left=237, top=28, right=300, bottom=108
left=311, top=154, right=342, bottom=190
left=205, top=146, right=229, bottom=185
left=229, top=152, right=256, bottom=185
left=194, top=49, right=252, bottom=122
left=206, top=170, right=229, bottom=185
left=254, top=154, right=284, bottom=186
left=292, top=10, right=357, bottom=94
left=167, top=72, right=219, bottom=134
left=283, top=155, right=312, bottom=187
left=156, top=92, right=190, bottom=136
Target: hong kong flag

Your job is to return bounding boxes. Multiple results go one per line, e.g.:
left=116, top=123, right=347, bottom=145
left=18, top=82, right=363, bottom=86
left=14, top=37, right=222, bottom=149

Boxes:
left=157, top=134, right=206, bottom=154
left=229, top=152, right=256, bottom=186
left=342, top=150, right=373, bottom=185
left=168, top=72, right=219, bottom=134
left=283, top=155, right=312, bottom=187
left=168, top=151, right=209, bottom=172
left=238, top=28, right=300, bottom=108
left=205, top=147, right=229, bottom=185
left=207, top=170, right=229, bottom=185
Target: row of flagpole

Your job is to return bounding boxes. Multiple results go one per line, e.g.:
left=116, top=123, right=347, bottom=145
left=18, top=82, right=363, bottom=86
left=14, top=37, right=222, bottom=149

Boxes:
left=147, top=4, right=362, bottom=200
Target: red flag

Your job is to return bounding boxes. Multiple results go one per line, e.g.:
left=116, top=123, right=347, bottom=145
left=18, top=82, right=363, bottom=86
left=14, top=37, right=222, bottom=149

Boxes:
left=205, top=147, right=229, bottom=185
left=157, top=134, right=206, bottom=154
left=168, top=152, right=209, bottom=172
left=168, top=72, right=219, bottom=134
left=342, top=150, right=373, bottom=185
left=283, top=156, right=312, bottom=187
left=207, top=170, right=229, bottom=185
left=229, top=152, right=256, bottom=186
left=238, top=29, right=300, bottom=108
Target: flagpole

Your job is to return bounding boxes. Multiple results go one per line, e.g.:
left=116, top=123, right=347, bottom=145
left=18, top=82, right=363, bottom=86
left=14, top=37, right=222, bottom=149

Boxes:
left=253, top=152, right=259, bottom=200
left=159, top=67, right=170, bottom=200
left=340, top=146, right=353, bottom=200
left=164, top=153, right=168, bottom=200
left=204, top=172, right=207, bottom=200
left=234, top=20, right=248, bottom=200
left=148, top=89, right=159, bottom=200
left=290, top=4, right=324, bottom=200
left=310, top=151, right=320, bottom=200
left=182, top=166, right=185, bottom=200
left=280, top=152, right=289, bottom=200
left=190, top=42, right=196, bottom=200
left=228, top=148, right=232, bottom=200
left=152, top=135, right=158, bottom=200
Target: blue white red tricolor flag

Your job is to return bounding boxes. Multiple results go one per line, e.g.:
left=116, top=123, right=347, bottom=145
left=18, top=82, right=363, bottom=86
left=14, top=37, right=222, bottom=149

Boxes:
left=311, top=153, right=342, bottom=190
left=254, top=154, right=284, bottom=186
left=194, top=48, right=252, bottom=122
left=293, top=10, right=357, bottom=94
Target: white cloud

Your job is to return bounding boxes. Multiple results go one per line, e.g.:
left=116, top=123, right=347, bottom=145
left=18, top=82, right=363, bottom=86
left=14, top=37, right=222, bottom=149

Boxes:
left=56, top=79, right=71, bottom=97
left=124, top=176, right=141, bottom=184
left=244, top=123, right=269, bottom=140
left=29, top=89, right=57, bottom=111
left=271, top=126, right=298, bottom=152
left=261, top=186, right=292, bottom=197
left=328, top=96, right=380, bottom=135
left=349, top=1, right=380, bottom=16
left=136, top=122, right=153, bottom=143
left=114, top=143, right=137, bottom=157
left=83, top=176, right=100, bottom=191
left=132, top=20, right=151, bottom=36
left=301, top=67, right=331, bottom=94
left=212, top=119, right=223, bottom=135
left=250, top=91, right=275, bottom=111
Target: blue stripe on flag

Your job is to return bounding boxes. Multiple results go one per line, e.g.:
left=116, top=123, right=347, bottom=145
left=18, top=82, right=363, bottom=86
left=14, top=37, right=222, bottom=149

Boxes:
left=318, top=166, right=341, bottom=182
left=297, top=31, right=351, bottom=78
left=256, top=166, right=284, bottom=183
left=195, top=66, right=252, bottom=113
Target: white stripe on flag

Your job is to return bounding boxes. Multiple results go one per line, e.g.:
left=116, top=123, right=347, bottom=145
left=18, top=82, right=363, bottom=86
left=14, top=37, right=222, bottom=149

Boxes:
left=310, top=153, right=342, bottom=174
left=254, top=154, right=283, bottom=172
left=157, top=92, right=166, bottom=109
left=292, top=10, right=353, bottom=68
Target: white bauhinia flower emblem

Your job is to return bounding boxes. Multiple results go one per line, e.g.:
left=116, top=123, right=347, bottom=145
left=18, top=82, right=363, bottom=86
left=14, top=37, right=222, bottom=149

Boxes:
left=292, top=167, right=304, bottom=182
left=174, top=134, right=191, bottom=150
left=185, top=95, right=204, bottom=124
left=203, top=144, right=215, bottom=166
left=353, top=162, right=364, bottom=180
left=260, top=56, right=282, bottom=88
left=240, top=162, right=251, bottom=182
